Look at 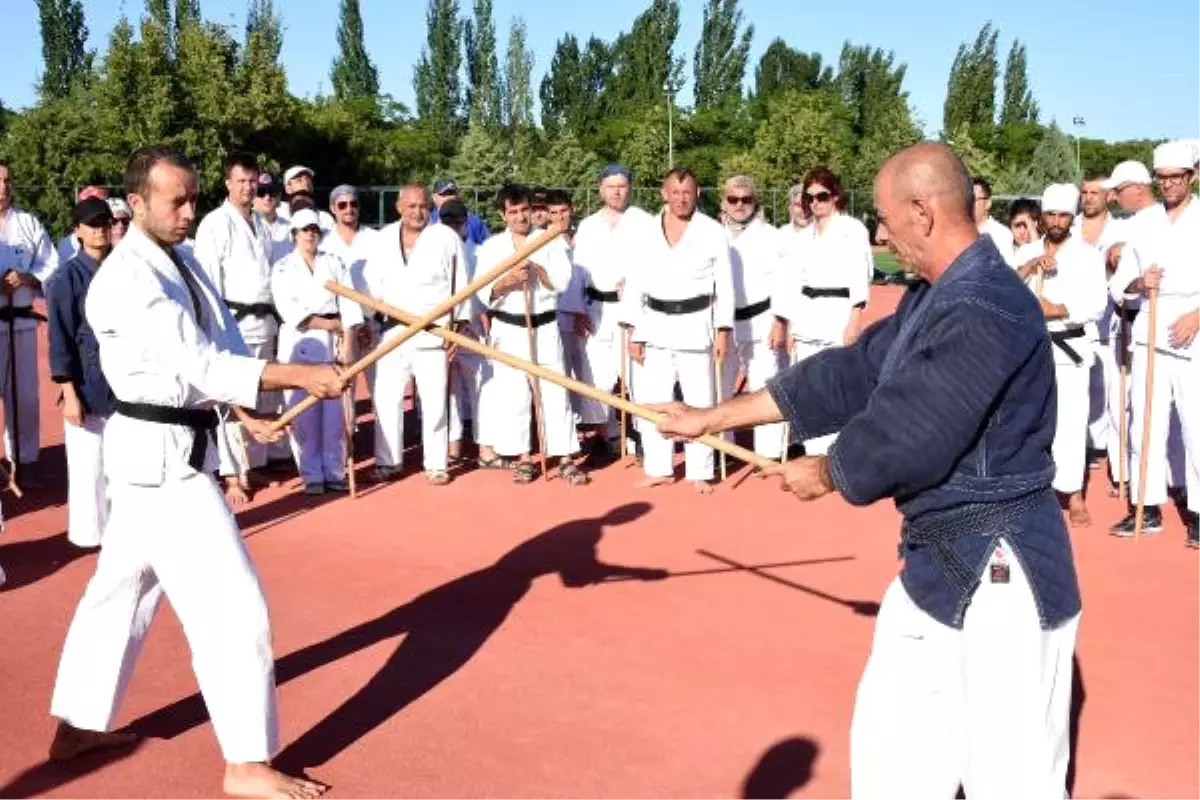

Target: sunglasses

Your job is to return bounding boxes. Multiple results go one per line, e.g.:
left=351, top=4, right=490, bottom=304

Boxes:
left=725, top=195, right=754, bottom=206
left=335, top=200, right=359, bottom=210
left=255, top=187, right=278, bottom=198
left=805, top=191, right=833, bottom=203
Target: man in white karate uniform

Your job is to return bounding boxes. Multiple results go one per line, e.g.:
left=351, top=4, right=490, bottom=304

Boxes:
left=476, top=184, right=590, bottom=485
left=718, top=175, right=787, bottom=459
left=441, top=200, right=490, bottom=464
left=973, top=177, right=1017, bottom=266
left=1014, top=184, right=1107, bottom=527
left=253, top=173, right=293, bottom=264
left=0, top=159, right=59, bottom=483
left=623, top=168, right=734, bottom=493
left=48, top=146, right=339, bottom=798
left=571, top=165, right=654, bottom=463
left=548, top=191, right=589, bottom=452
left=361, top=184, right=468, bottom=485
left=193, top=151, right=280, bottom=504
left=1108, top=142, right=1200, bottom=545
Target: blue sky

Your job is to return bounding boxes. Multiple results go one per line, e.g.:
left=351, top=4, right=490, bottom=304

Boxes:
left=4, top=0, right=1198, bottom=142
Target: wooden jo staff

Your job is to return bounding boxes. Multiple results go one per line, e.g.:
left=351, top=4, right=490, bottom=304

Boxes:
left=1134, top=285, right=1159, bottom=542
left=328, top=284, right=777, bottom=472
left=339, top=331, right=357, bottom=499
left=267, top=222, right=566, bottom=433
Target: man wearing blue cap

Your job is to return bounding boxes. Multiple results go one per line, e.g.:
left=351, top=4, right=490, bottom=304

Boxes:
left=430, top=178, right=491, bottom=245
left=571, top=164, right=654, bottom=461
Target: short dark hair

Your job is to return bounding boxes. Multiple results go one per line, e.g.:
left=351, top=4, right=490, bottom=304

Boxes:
left=124, top=146, right=194, bottom=198
left=496, top=183, right=532, bottom=211
left=972, top=177, right=992, bottom=198
left=545, top=189, right=572, bottom=207
left=802, top=166, right=845, bottom=210
left=439, top=198, right=469, bottom=227
left=223, top=151, right=259, bottom=179
left=530, top=186, right=549, bottom=207
left=1009, top=197, right=1042, bottom=223
left=289, top=191, right=316, bottom=212
left=663, top=167, right=698, bottom=186
left=1081, top=172, right=1109, bottom=184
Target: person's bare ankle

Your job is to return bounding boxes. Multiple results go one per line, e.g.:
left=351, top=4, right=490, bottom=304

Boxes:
left=223, top=761, right=329, bottom=799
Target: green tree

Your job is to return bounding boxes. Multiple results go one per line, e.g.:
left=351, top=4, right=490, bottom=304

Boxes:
left=945, top=122, right=998, bottom=181
left=943, top=22, right=998, bottom=144
left=413, top=0, right=463, bottom=156
left=1013, top=122, right=1080, bottom=191
left=463, top=0, right=502, bottom=128
left=692, top=0, right=753, bottom=110
left=606, top=0, right=685, bottom=112
left=526, top=129, right=602, bottom=189
left=330, top=0, right=380, bottom=103
left=999, top=40, right=1038, bottom=126
left=836, top=42, right=921, bottom=196
left=35, top=0, right=92, bottom=100
left=750, top=39, right=831, bottom=120
left=245, top=0, right=283, bottom=63
left=539, top=35, right=611, bottom=140
left=502, top=17, right=535, bottom=167
left=449, top=118, right=513, bottom=227
left=617, top=107, right=671, bottom=185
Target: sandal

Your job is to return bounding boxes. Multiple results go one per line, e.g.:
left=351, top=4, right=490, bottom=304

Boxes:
left=512, top=461, right=537, bottom=484
left=426, top=469, right=450, bottom=485
left=558, top=461, right=591, bottom=486
left=478, top=455, right=509, bottom=470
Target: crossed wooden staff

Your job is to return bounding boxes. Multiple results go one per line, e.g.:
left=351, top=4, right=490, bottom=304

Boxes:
left=266, top=222, right=772, bottom=474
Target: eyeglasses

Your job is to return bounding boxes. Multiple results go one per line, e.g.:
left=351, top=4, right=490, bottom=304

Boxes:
left=1154, top=171, right=1191, bottom=185
left=805, top=191, right=833, bottom=203
left=335, top=200, right=359, bottom=210
left=725, top=195, right=755, bottom=205
left=111, top=218, right=130, bottom=227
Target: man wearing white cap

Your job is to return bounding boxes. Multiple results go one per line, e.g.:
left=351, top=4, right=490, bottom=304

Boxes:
left=193, top=152, right=279, bottom=504
left=1014, top=184, right=1107, bottom=526
left=361, top=184, right=468, bottom=485
left=278, top=165, right=335, bottom=232
left=570, top=164, right=654, bottom=461
left=1108, top=141, right=1199, bottom=545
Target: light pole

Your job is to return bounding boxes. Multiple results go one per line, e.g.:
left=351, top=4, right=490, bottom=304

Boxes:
left=1072, top=116, right=1086, bottom=179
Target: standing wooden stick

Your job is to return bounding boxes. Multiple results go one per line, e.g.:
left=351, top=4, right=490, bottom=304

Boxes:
left=1118, top=313, right=1129, bottom=503
left=5, top=293, right=21, bottom=488
left=619, top=326, right=629, bottom=461
left=268, top=223, right=565, bottom=433
left=1134, top=289, right=1158, bottom=542
left=523, top=281, right=550, bottom=481
left=714, top=347, right=728, bottom=480
left=339, top=333, right=357, bottom=499
left=329, top=284, right=776, bottom=471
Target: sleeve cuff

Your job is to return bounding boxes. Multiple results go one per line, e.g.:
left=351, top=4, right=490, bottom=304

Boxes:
left=229, top=357, right=269, bottom=410
left=765, top=374, right=811, bottom=442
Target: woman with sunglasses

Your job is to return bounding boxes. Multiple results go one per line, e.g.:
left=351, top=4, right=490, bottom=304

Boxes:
left=270, top=209, right=364, bottom=495
left=772, top=167, right=872, bottom=456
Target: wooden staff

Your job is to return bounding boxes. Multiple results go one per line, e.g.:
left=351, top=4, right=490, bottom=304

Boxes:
left=522, top=280, right=550, bottom=481
left=1134, top=287, right=1158, bottom=542
left=619, top=326, right=629, bottom=460
left=339, top=332, right=357, bottom=499
left=714, top=346, right=728, bottom=480
left=328, top=284, right=777, bottom=471
left=5, top=292, right=21, bottom=492
left=268, top=222, right=565, bottom=433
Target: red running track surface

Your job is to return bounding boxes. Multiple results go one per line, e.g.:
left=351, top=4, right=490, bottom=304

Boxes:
left=0, top=286, right=1196, bottom=798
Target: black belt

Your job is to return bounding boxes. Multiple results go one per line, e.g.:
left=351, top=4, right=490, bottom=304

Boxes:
left=1050, top=327, right=1086, bottom=365
left=645, top=294, right=711, bottom=315
left=113, top=399, right=219, bottom=471
left=0, top=305, right=47, bottom=323
left=1115, top=306, right=1138, bottom=324
left=492, top=309, right=558, bottom=328
left=801, top=287, right=851, bottom=299
left=225, top=300, right=281, bottom=324
left=586, top=286, right=620, bottom=304
left=374, top=311, right=404, bottom=332
left=735, top=298, right=771, bottom=321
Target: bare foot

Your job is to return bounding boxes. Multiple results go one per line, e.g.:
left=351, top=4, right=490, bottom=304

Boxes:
left=691, top=479, right=715, bottom=494
left=635, top=476, right=674, bottom=489
left=223, top=762, right=329, bottom=799
left=225, top=479, right=251, bottom=507
left=48, top=721, right=140, bottom=761
left=1068, top=502, right=1091, bottom=528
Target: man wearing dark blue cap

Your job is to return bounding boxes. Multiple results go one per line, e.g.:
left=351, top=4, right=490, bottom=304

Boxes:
left=430, top=178, right=491, bottom=245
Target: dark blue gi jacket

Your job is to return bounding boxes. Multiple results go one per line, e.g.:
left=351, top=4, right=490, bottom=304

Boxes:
left=46, top=251, right=114, bottom=419
left=767, top=236, right=1081, bottom=630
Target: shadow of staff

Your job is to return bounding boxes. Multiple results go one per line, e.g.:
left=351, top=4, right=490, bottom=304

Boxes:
left=127, top=502, right=667, bottom=775
left=741, top=736, right=819, bottom=798
left=0, top=532, right=94, bottom=593
left=0, top=737, right=142, bottom=798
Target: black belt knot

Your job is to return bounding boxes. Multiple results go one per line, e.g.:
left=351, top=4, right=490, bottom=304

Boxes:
left=225, top=299, right=281, bottom=324
left=114, top=399, right=219, bottom=471
left=586, top=286, right=620, bottom=304
left=735, top=298, right=771, bottom=321
left=492, top=308, right=558, bottom=328
left=801, top=287, right=851, bottom=299
left=645, top=294, right=712, bottom=315
left=1115, top=306, right=1138, bottom=324
left=1049, top=327, right=1086, bottom=365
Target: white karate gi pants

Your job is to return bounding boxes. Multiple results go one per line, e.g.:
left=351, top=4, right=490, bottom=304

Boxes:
left=791, top=339, right=838, bottom=455
left=477, top=321, right=577, bottom=459
left=1088, top=337, right=1129, bottom=484
left=218, top=338, right=277, bottom=476
left=850, top=538, right=1079, bottom=799
left=50, top=473, right=278, bottom=763
left=575, top=333, right=626, bottom=438
left=0, top=326, right=41, bottom=464
left=720, top=339, right=787, bottom=459
left=373, top=344, right=448, bottom=471
left=280, top=333, right=344, bottom=486
left=635, top=346, right=714, bottom=480
left=448, top=353, right=489, bottom=444
left=1128, top=347, right=1198, bottom=508
left=1052, top=358, right=1091, bottom=495
left=64, top=415, right=108, bottom=547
